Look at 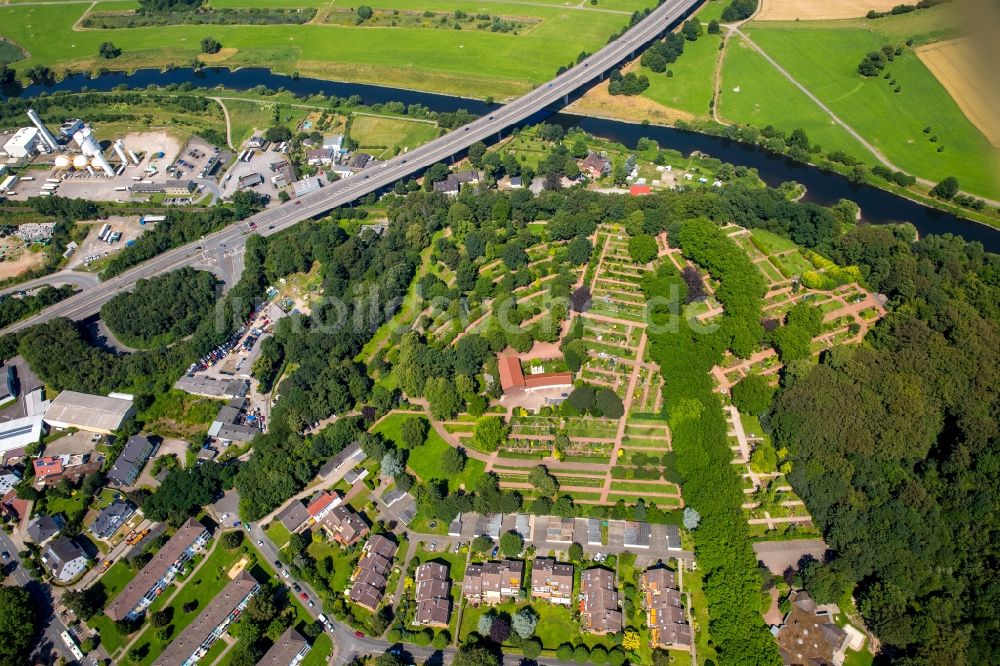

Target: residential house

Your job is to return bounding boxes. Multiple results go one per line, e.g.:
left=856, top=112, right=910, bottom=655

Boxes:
left=320, top=505, right=370, bottom=546
left=275, top=500, right=310, bottom=534
left=32, top=453, right=104, bottom=489
left=306, top=148, right=333, bottom=167
left=414, top=562, right=452, bottom=627
left=26, top=513, right=65, bottom=544
left=347, top=534, right=397, bottom=611
left=106, top=518, right=211, bottom=621
left=775, top=591, right=850, bottom=666
left=42, top=536, right=89, bottom=582
left=641, top=567, right=691, bottom=649
left=580, top=152, right=610, bottom=179
left=157, top=571, right=259, bottom=666
left=580, top=568, right=622, bottom=634
left=106, top=434, right=155, bottom=487
left=463, top=559, right=523, bottom=605
left=258, top=627, right=311, bottom=666
left=531, top=557, right=574, bottom=605
left=90, top=498, right=135, bottom=540
left=433, top=170, right=480, bottom=196
left=306, top=490, right=341, bottom=521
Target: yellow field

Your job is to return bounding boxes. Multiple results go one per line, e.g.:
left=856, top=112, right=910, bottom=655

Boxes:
left=917, top=37, right=1000, bottom=148
left=756, top=0, right=901, bottom=21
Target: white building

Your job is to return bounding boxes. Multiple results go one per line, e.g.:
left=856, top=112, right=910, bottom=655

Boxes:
left=0, top=415, right=45, bottom=464
left=2, top=128, right=40, bottom=159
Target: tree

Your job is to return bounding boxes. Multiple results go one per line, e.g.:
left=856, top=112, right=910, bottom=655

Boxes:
left=594, top=387, right=624, bottom=419
left=264, top=126, right=292, bottom=143
left=567, top=385, right=596, bottom=412
left=200, top=36, right=222, bottom=54
left=222, top=530, right=244, bottom=549
left=0, top=63, right=15, bottom=85
left=150, top=609, right=172, bottom=627
left=453, top=645, right=501, bottom=666
left=730, top=375, right=774, bottom=415
left=99, top=41, right=121, bottom=59
left=528, top=465, right=559, bottom=496
left=472, top=416, right=510, bottom=452
left=683, top=507, right=701, bottom=530
left=568, top=542, right=584, bottom=561
left=471, top=535, right=494, bottom=554
left=501, top=243, right=529, bottom=271
left=62, top=586, right=105, bottom=620
left=721, top=0, right=758, bottom=21
left=468, top=142, right=487, bottom=168
left=477, top=612, right=494, bottom=636
left=628, top=235, right=658, bottom=264
left=499, top=530, right=524, bottom=557
left=622, top=629, right=641, bottom=651
left=426, top=377, right=462, bottom=420
left=557, top=644, right=575, bottom=660
left=801, top=559, right=850, bottom=605
left=566, top=236, right=593, bottom=265
left=511, top=606, right=538, bottom=638
left=357, top=5, right=373, bottom=19
left=930, top=176, right=959, bottom=199
left=401, top=416, right=428, bottom=449
left=681, top=18, right=702, bottom=40
left=707, top=19, right=721, bottom=33
left=574, top=644, right=591, bottom=662
left=522, top=636, right=542, bottom=658
left=381, top=451, right=404, bottom=478
left=489, top=615, right=511, bottom=643
left=441, top=446, right=467, bottom=474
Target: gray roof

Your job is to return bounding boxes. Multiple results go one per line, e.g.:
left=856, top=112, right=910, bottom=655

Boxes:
left=43, top=536, right=87, bottom=578
left=624, top=521, right=651, bottom=548
left=27, top=513, right=64, bottom=543
left=107, top=435, right=155, bottom=486
left=90, top=498, right=135, bottom=539
left=257, top=627, right=310, bottom=666
left=173, top=375, right=248, bottom=399
left=275, top=501, right=309, bottom=532
left=44, top=391, right=133, bottom=432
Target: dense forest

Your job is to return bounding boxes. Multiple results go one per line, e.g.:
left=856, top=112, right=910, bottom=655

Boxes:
left=101, top=267, right=217, bottom=348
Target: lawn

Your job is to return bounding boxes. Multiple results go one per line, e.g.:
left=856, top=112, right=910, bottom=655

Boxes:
left=126, top=541, right=254, bottom=666
left=720, top=37, right=876, bottom=161
left=373, top=413, right=486, bottom=491
left=741, top=10, right=1000, bottom=199
left=412, top=546, right=467, bottom=583
left=349, top=115, right=440, bottom=159
left=305, top=535, right=356, bottom=594
left=43, top=493, right=90, bottom=524
left=640, top=31, right=722, bottom=118
left=1, top=0, right=659, bottom=99
left=138, top=389, right=224, bottom=440
left=265, top=521, right=292, bottom=549
left=300, top=633, right=333, bottom=666
left=223, top=99, right=278, bottom=147
left=750, top=229, right=800, bottom=255
left=97, top=560, right=136, bottom=599
left=460, top=599, right=617, bottom=653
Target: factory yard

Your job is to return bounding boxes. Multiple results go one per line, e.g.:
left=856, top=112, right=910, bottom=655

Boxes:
left=219, top=145, right=284, bottom=205
left=0, top=237, right=46, bottom=280
left=67, top=216, right=153, bottom=270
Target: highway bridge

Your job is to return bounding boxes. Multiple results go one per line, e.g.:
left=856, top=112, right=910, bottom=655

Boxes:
left=2, top=0, right=702, bottom=334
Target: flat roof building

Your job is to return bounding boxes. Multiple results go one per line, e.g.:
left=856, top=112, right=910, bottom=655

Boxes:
left=44, top=391, right=135, bottom=434
left=157, top=571, right=259, bottom=666
left=3, top=127, right=40, bottom=158
left=0, top=415, right=45, bottom=463
left=106, top=518, right=211, bottom=621
left=173, top=376, right=248, bottom=400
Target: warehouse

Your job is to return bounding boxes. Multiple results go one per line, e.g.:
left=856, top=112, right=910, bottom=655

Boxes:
left=44, top=391, right=135, bottom=434
left=2, top=127, right=40, bottom=158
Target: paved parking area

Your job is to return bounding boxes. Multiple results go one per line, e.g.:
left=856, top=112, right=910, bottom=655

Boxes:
left=753, top=539, right=828, bottom=574
left=220, top=150, right=283, bottom=205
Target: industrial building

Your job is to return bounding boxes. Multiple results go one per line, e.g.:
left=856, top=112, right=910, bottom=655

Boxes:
left=173, top=375, right=248, bottom=400
left=157, top=571, right=260, bottom=666
left=43, top=391, right=135, bottom=434
left=207, top=397, right=259, bottom=443
left=2, top=127, right=40, bottom=159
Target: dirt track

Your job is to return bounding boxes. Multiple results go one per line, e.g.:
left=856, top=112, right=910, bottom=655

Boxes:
left=756, top=0, right=900, bottom=21
left=917, top=38, right=1000, bottom=148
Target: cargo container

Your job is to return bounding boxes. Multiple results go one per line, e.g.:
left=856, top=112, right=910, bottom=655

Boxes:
left=97, top=223, right=111, bottom=241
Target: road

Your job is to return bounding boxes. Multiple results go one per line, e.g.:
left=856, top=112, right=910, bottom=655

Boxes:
left=0, top=269, right=99, bottom=297
left=1, top=0, right=703, bottom=336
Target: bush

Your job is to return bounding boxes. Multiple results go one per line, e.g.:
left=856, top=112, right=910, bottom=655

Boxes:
left=200, top=36, right=221, bottom=54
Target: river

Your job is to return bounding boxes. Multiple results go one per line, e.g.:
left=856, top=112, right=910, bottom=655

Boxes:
left=4, top=66, right=998, bottom=252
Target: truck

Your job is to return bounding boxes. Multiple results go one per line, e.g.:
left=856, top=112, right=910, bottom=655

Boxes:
left=139, top=215, right=166, bottom=225
left=97, top=223, right=111, bottom=241
left=41, top=184, right=58, bottom=191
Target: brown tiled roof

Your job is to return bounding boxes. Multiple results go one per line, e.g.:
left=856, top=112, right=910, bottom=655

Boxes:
left=581, top=568, right=622, bottom=634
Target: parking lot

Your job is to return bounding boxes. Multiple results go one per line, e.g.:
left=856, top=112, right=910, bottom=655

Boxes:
left=219, top=145, right=285, bottom=205
left=166, top=136, right=223, bottom=182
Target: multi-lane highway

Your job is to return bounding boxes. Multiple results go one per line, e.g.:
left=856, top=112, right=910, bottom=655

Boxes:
left=1, top=0, right=702, bottom=335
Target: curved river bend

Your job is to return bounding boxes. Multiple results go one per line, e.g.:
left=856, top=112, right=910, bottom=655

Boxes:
left=4, top=66, right=997, bottom=252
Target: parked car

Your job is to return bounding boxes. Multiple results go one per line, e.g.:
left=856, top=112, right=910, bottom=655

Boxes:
left=299, top=592, right=308, bottom=601
left=281, top=570, right=290, bottom=578
left=257, top=540, right=263, bottom=547
left=274, top=560, right=282, bottom=568
left=428, top=542, right=437, bottom=552
left=354, top=631, right=365, bottom=638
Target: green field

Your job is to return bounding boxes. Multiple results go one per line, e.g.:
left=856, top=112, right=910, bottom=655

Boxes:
left=736, top=9, right=1000, bottom=198
left=0, top=0, right=657, bottom=99
left=640, top=32, right=721, bottom=118
left=349, top=115, right=440, bottom=159
left=720, top=38, right=875, bottom=160
left=373, top=413, right=486, bottom=491
left=0, top=39, right=25, bottom=64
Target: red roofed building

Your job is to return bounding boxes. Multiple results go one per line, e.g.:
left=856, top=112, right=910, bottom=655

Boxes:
left=33, top=457, right=64, bottom=480
left=306, top=491, right=341, bottom=521
left=497, top=354, right=573, bottom=396
left=630, top=184, right=651, bottom=196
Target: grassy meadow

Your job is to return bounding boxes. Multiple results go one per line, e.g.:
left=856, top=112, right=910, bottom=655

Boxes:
left=0, top=0, right=658, bottom=99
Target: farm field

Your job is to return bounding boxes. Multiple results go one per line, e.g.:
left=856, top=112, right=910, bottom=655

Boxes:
left=739, top=11, right=1000, bottom=198
left=0, top=0, right=658, bottom=99
left=756, top=0, right=902, bottom=21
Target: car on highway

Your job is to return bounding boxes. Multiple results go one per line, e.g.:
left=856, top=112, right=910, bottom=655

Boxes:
left=295, top=200, right=302, bottom=205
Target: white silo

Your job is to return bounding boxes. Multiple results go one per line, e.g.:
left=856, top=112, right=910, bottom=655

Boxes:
left=73, top=127, right=115, bottom=177
left=27, top=109, right=60, bottom=152
left=54, top=155, right=72, bottom=169
left=72, top=155, right=90, bottom=169
left=112, top=140, right=130, bottom=166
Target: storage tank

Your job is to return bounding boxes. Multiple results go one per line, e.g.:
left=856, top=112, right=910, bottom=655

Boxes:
left=72, top=155, right=90, bottom=169
left=73, top=127, right=115, bottom=177
left=54, top=155, right=72, bottom=168
left=27, top=109, right=60, bottom=152
left=112, top=140, right=129, bottom=166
